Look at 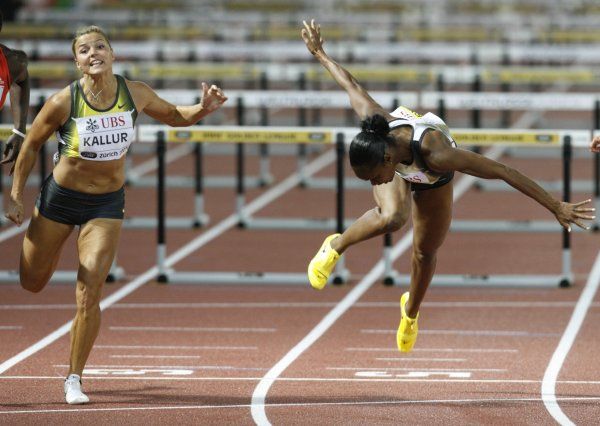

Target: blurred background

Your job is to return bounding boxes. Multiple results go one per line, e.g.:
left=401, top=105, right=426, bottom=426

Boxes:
left=4, top=0, right=600, bottom=131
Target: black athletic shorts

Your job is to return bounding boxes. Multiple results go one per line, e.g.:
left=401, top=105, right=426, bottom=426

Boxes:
left=36, top=174, right=125, bottom=226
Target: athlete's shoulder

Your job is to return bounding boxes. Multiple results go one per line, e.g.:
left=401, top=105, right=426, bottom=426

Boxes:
left=46, top=86, right=72, bottom=108
left=0, top=44, right=28, bottom=63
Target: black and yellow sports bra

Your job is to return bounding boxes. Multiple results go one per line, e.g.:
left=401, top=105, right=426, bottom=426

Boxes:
left=389, top=106, right=457, bottom=186
left=56, top=75, right=138, bottom=161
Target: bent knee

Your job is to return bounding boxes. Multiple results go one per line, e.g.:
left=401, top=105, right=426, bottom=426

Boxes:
left=19, top=268, right=51, bottom=293
left=380, top=211, right=408, bottom=233
left=20, top=278, right=47, bottom=293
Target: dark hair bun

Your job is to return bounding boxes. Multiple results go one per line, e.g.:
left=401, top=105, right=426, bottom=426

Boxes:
left=360, top=114, right=390, bottom=136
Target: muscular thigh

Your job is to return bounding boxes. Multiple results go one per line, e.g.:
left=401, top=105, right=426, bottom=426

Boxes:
left=373, top=174, right=412, bottom=216
left=77, top=218, right=123, bottom=276
left=411, top=182, right=454, bottom=252
left=22, top=208, right=74, bottom=272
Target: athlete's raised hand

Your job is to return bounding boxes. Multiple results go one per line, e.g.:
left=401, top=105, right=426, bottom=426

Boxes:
left=200, top=82, right=227, bottom=113
left=302, top=19, right=325, bottom=56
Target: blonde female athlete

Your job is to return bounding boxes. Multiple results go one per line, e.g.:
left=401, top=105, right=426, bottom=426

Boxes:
left=0, top=10, right=30, bottom=174
left=5, top=26, right=227, bottom=404
left=302, top=19, right=595, bottom=354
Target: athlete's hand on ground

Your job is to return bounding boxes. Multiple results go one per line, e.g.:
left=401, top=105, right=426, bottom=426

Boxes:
left=555, top=199, right=595, bottom=232
left=0, top=133, right=24, bottom=175
left=5, top=196, right=24, bottom=226
left=200, top=82, right=227, bottom=113
left=591, top=136, right=600, bottom=153
left=301, top=19, right=324, bottom=56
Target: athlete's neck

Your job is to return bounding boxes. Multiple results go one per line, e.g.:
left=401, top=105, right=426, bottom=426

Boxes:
left=391, top=128, right=413, bottom=165
left=81, top=74, right=117, bottom=103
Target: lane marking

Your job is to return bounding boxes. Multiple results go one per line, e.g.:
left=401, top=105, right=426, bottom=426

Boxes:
left=542, top=249, right=600, bottom=426
left=0, top=149, right=336, bottom=376
left=328, top=367, right=507, bottom=372
left=95, top=345, right=258, bottom=350
left=362, top=329, right=560, bottom=337
left=109, top=355, right=202, bottom=359
left=346, top=347, right=518, bottom=353
left=54, top=364, right=267, bottom=371
left=375, top=357, right=466, bottom=362
left=2, top=301, right=597, bottom=310
left=3, top=376, right=600, bottom=385
left=109, top=326, right=276, bottom=333
left=251, top=147, right=505, bottom=426
left=2, top=396, right=600, bottom=415
left=0, top=326, right=22, bottom=330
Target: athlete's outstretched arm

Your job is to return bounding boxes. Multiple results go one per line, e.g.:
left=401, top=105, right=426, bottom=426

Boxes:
left=591, top=135, right=600, bottom=153
left=127, top=80, right=227, bottom=127
left=6, top=88, right=70, bottom=226
left=425, top=134, right=595, bottom=231
left=301, top=19, right=389, bottom=120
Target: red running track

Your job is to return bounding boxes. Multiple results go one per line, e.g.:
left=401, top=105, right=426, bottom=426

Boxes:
left=0, top=146, right=599, bottom=425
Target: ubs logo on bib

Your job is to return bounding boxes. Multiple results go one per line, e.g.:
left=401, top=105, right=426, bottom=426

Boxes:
left=86, top=118, right=100, bottom=133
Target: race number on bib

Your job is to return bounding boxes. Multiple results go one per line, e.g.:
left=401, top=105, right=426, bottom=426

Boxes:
left=75, top=111, right=135, bottom=161
left=396, top=170, right=431, bottom=184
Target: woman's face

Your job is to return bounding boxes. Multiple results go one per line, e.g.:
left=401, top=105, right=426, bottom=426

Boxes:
left=353, top=156, right=396, bottom=186
left=74, top=33, right=114, bottom=75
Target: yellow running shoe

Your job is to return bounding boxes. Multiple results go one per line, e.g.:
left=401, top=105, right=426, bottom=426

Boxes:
left=397, top=291, right=419, bottom=353
left=307, top=233, right=341, bottom=290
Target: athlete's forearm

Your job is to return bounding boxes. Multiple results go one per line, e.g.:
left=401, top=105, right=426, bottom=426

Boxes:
left=314, top=52, right=360, bottom=93
left=10, top=145, right=37, bottom=199
left=10, top=77, right=30, bottom=133
left=313, top=52, right=379, bottom=119
left=501, top=166, right=560, bottom=213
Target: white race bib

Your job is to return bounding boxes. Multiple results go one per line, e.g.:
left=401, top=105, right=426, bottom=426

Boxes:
left=75, top=111, right=135, bottom=161
left=396, top=170, right=431, bottom=184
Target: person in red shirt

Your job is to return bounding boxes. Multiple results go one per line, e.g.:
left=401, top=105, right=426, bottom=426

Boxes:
left=0, top=10, right=30, bottom=174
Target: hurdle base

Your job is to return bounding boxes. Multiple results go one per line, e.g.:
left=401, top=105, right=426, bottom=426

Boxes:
left=475, top=179, right=592, bottom=193
left=241, top=217, right=356, bottom=231
left=106, top=266, right=126, bottom=283
left=450, top=220, right=584, bottom=233
left=155, top=271, right=309, bottom=285
left=300, top=176, right=370, bottom=190
left=124, top=215, right=210, bottom=229
left=126, top=175, right=267, bottom=189
left=391, top=273, right=572, bottom=288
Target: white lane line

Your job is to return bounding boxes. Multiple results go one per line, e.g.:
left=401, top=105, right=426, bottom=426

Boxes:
left=328, top=367, right=507, bottom=372
left=542, top=249, right=600, bottom=426
left=375, top=357, right=466, bottom=362
left=113, top=302, right=338, bottom=309
left=2, top=395, right=600, bottom=415
left=0, top=149, right=336, bottom=376
left=53, top=364, right=267, bottom=371
left=250, top=147, right=504, bottom=426
left=109, top=355, right=202, bottom=359
left=3, top=301, right=597, bottom=310
left=95, top=345, right=258, bottom=350
left=4, top=375, right=600, bottom=385
left=346, top=347, right=518, bottom=353
left=0, top=304, right=74, bottom=310
left=109, top=326, right=276, bottom=333
left=361, top=329, right=559, bottom=337
left=0, top=326, right=23, bottom=330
